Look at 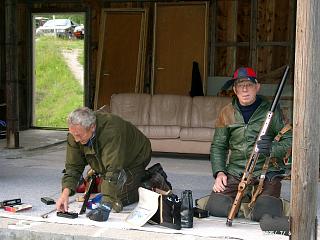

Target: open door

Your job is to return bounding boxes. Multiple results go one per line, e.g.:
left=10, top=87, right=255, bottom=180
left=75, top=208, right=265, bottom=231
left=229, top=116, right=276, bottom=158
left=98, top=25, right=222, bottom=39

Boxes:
left=152, top=2, right=209, bottom=95
left=94, top=9, right=148, bottom=109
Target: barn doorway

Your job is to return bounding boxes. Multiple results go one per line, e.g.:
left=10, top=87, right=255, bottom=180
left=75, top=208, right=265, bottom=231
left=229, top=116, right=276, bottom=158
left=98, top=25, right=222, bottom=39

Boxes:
left=32, top=13, right=85, bottom=128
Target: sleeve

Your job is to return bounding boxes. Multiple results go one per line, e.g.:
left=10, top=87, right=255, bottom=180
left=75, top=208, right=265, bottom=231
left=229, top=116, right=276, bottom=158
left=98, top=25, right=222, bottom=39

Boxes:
left=210, top=127, right=230, bottom=178
left=269, top=107, right=293, bottom=161
left=61, top=133, right=87, bottom=196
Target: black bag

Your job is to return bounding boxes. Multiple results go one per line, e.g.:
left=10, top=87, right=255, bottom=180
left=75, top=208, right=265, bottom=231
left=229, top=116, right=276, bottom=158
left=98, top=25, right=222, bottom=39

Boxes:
left=180, top=190, right=194, bottom=228
left=149, top=189, right=182, bottom=230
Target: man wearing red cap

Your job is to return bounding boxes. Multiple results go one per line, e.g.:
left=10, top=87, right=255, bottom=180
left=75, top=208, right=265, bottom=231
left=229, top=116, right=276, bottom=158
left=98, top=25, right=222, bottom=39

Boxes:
left=207, top=67, right=292, bottom=223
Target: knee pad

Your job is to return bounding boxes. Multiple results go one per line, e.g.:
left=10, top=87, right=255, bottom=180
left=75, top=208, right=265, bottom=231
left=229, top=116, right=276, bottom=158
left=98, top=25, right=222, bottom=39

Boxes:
left=260, top=214, right=290, bottom=236
left=204, top=192, right=233, bottom=217
left=251, top=195, right=283, bottom=221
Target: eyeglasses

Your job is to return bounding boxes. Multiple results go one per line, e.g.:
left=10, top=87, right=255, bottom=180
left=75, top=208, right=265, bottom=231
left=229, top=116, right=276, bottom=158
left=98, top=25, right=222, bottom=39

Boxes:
left=235, top=82, right=256, bottom=90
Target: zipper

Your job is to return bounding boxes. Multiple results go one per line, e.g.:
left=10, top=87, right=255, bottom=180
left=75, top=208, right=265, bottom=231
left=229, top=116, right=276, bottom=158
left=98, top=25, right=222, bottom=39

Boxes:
left=243, top=124, right=248, bottom=160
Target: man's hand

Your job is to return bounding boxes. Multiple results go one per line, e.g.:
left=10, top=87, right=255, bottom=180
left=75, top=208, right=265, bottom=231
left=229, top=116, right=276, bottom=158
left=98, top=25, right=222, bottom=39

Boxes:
left=213, top=172, right=227, bottom=193
left=257, top=135, right=273, bottom=156
left=56, top=188, right=70, bottom=212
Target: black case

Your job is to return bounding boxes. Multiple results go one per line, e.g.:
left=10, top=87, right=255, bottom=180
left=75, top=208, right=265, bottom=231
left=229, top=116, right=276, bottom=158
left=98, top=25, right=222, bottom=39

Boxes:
left=193, top=207, right=209, bottom=218
left=41, top=197, right=55, bottom=205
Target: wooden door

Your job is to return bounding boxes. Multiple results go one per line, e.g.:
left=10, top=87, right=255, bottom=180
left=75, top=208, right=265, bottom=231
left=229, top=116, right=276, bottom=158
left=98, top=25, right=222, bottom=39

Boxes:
left=152, top=2, right=208, bottom=95
left=94, top=9, right=147, bottom=109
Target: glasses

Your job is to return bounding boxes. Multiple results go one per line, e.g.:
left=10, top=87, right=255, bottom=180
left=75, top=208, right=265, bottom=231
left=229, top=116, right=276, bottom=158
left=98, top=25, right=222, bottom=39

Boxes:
left=235, top=82, right=256, bottom=91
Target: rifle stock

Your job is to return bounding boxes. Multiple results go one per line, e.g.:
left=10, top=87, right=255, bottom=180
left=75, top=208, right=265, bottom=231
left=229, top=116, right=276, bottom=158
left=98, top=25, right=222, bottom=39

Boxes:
left=226, top=66, right=290, bottom=227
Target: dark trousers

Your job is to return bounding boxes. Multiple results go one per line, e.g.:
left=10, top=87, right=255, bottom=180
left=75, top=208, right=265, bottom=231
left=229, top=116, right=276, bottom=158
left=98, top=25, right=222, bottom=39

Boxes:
left=101, top=157, right=151, bottom=206
left=220, top=173, right=282, bottom=199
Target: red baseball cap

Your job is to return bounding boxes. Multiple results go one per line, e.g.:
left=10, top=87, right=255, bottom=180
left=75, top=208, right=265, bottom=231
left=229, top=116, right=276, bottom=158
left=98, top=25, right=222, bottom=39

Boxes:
left=221, top=67, right=257, bottom=90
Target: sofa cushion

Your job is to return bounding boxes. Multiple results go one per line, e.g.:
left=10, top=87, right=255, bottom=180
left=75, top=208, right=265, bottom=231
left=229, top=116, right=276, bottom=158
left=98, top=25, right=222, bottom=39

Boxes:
left=149, top=94, right=192, bottom=127
left=110, top=93, right=151, bottom=125
left=191, top=96, right=232, bottom=128
left=137, top=125, right=181, bottom=139
left=180, top=127, right=215, bottom=142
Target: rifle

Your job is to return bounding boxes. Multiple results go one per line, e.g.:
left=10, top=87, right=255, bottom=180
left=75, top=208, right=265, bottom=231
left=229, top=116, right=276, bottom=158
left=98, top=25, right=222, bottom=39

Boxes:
left=226, top=65, right=290, bottom=227
left=79, top=170, right=98, bottom=215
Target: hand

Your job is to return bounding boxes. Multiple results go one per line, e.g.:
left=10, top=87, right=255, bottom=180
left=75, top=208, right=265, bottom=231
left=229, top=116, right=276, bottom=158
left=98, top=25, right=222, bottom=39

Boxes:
left=56, top=188, right=70, bottom=212
left=257, top=135, right=273, bottom=156
left=213, top=172, right=227, bottom=193
left=86, top=203, right=112, bottom=222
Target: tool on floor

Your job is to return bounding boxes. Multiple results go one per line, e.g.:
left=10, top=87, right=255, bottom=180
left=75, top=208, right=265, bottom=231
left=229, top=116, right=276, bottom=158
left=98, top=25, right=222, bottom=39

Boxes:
left=4, top=204, right=32, bottom=212
left=40, top=198, right=76, bottom=219
left=0, top=198, right=22, bottom=208
left=41, top=197, right=55, bottom=205
left=57, top=211, right=78, bottom=219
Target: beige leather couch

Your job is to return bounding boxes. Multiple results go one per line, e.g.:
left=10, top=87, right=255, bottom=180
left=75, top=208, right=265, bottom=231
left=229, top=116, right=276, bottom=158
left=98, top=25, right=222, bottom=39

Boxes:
left=109, top=93, right=232, bottom=154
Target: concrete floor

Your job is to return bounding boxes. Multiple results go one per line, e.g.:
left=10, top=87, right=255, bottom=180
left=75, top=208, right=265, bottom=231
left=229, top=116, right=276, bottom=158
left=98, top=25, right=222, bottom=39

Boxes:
left=0, top=129, right=318, bottom=239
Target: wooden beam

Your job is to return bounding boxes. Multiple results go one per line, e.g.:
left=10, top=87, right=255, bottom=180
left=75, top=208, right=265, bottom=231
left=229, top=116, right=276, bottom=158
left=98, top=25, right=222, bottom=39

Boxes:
left=291, top=0, right=320, bottom=239
left=5, top=0, right=20, bottom=148
left=249, top=0, right=257, bottom=68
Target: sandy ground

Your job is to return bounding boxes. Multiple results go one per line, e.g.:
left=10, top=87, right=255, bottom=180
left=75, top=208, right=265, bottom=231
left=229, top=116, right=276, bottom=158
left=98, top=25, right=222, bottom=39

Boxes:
left=61, top=49, right=84, bottom=86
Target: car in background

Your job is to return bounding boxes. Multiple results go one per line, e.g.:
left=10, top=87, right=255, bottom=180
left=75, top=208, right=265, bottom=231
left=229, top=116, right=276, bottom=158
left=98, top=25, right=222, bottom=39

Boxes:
left=36, top=19, right=79, bottom=38
left=73, top=24, right=84, bottom=39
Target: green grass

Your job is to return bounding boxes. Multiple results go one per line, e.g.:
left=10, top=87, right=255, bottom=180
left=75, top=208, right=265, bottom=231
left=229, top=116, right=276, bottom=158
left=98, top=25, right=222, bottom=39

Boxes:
left=35, top=36, right=84, bottom=128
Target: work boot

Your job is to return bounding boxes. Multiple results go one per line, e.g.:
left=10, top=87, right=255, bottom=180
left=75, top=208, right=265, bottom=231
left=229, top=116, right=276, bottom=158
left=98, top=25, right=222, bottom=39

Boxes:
left=147, top=163, right=168, bottom=179
left=145, top=163, right=172, bottom=190
left=205, top=192, right=233, bottom=217
left=142, top=172, right=172, bottom=192
left=251, top=195, right=283, bottom=221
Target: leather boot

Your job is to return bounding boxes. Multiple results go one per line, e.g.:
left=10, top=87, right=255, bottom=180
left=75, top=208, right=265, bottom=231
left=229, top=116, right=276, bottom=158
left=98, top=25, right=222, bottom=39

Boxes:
left=142, top=172, right=172, bottom=192
left=146, top=163, right=172, bottom=190
left=251, top=195, right=283, bottom=221
left=147, top=163, right=168, bottom=179
left=205, top=192, right=233, bottom=217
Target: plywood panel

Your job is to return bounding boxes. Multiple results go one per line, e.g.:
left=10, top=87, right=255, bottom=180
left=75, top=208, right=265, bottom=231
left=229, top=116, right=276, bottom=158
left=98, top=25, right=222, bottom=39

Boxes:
left=273, top=0, right=290, bottom=41
left=237, top=0, right=251, bottom=42
left=94, top=9, right=147, bottom=109
left=216, top=1, right=237, bottom=43
left=214, top=47, right=236, bottom=76
left=152, top=2, right=208, bottom=95
left=257, top=0, right=276, bottom=42
left=257, top=46, right=289, bottom=82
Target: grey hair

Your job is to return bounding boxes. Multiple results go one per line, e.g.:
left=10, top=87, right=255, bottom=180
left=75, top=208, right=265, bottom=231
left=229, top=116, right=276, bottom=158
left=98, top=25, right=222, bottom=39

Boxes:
left=67, top=107, right=96, bottom=128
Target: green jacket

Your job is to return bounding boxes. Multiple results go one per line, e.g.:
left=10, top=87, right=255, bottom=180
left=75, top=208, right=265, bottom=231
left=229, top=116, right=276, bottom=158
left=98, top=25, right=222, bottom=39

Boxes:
left=210, top=96, right=292, bottom=178
left=62, top=112, right=151, bottom=195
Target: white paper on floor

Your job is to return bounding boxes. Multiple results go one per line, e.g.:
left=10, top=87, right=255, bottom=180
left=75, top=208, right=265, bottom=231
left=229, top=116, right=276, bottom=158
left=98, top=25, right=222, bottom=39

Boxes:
left=0, top=200, right=289, bottom=240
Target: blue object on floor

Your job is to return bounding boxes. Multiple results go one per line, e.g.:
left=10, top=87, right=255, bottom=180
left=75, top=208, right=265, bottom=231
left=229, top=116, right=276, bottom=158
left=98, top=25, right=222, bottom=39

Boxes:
left=86, top=193, right=103, bottom=209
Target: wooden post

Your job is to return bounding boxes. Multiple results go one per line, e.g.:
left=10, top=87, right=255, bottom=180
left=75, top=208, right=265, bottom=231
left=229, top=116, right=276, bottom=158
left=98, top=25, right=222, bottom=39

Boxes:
left=291, top=0, right=320, bottom=239
left=5, top=0, right=19, bottom=148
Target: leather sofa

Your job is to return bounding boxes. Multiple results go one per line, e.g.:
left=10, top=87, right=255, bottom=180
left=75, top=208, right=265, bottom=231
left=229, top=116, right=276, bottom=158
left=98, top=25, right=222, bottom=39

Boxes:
left=107, top=93, right=232, bottom=154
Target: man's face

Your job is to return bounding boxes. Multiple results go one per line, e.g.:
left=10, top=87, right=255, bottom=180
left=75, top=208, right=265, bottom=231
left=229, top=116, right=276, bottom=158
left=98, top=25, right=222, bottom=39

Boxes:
left=68, top=124, right=95, bottom=145
left=233, top=79, right=260, bottom=106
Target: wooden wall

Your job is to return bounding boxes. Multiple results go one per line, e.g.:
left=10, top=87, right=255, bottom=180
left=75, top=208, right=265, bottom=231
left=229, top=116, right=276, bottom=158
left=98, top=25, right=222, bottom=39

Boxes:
left=0, top=2, right=5, bottom=97
left=212, top=0, right=295, bottom=83
left=0, top=0, right=296, bottom=129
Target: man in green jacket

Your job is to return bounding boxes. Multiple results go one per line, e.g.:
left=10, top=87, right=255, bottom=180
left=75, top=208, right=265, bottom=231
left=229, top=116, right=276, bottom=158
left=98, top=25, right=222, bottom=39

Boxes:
left=208, top=67, right=292, bottom=221
left=56, top=107, right=152, bottom=221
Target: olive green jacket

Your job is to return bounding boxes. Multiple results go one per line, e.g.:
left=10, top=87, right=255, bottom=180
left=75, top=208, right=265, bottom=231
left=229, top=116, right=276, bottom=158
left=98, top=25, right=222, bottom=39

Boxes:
left=210, top=96, right=292, bottom=178
left=62, top=112, right=151, bottom=195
